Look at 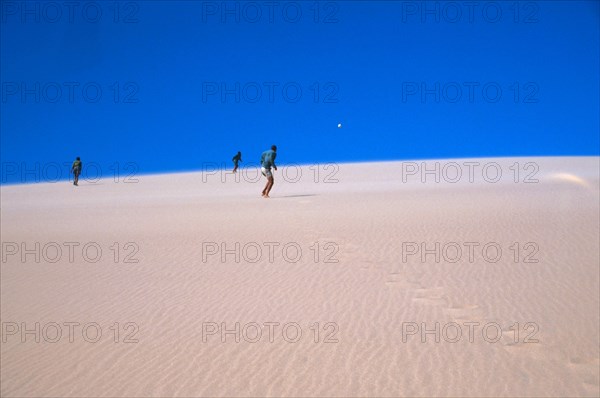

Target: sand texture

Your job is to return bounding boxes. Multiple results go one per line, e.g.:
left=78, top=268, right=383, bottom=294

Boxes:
left=1, top=157, right=599, bottom=397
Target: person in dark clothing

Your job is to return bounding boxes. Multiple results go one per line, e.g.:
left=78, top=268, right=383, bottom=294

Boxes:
left=232, top=151, right=242, bottom=173
left=71, top=157, right=82, bottom=186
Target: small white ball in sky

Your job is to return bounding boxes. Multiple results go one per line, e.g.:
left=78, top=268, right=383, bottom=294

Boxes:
left=337, top=123, right=342, bottom=128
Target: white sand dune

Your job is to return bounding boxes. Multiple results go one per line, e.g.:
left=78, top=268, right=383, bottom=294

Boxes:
left=1, top=157, right=599, bottom=397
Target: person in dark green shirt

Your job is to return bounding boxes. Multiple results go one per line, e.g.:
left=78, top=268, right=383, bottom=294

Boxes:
left=232, top=151, right=242, bottom=173
left=71, top=157, right=82, bottom=186
left=260, top=145, right=277, bottom=198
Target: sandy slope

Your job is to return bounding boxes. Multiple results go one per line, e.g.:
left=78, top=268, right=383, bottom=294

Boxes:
left=1, top=157, right=599, bottom=397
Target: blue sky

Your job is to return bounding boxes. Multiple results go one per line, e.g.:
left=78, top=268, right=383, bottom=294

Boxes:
left=1, top=1, right=599, bottom=183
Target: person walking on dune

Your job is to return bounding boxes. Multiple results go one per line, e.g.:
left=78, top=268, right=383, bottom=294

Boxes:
left=260, top=145, right=277, bottom=198
left=232, top=151, right=242, bottom=173
left=71, top=157, right=82, bottom=186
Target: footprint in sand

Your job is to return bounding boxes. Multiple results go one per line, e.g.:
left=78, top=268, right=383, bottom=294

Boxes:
left=385, top=277, right=422, bottom=290
left=385, top=268, right=425, bottom=289
left=442, top=304, right=482, bottom=321
left=412, top=296, right=449, bottom=306
left=566, top=358, right=600, bottom=392
left=411, top=287, right=450, bottom=306
left=361, top=260, right=377, bottom=270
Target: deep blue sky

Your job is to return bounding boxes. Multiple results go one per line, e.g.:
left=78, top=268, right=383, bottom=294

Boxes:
left=1, top=1, right=599, bottom=183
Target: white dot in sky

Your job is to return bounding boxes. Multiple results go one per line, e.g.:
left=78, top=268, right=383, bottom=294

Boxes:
left=337, top=123, right=342, bottom=128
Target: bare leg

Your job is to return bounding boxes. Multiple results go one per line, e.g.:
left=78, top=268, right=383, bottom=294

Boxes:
left=264, top=176, right=274, bottom=197
left=74, top=172, right=79, bottom=186
left=233, top=164, right=238, bottom=173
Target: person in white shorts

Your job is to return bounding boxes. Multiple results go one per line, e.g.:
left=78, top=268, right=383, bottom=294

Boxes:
left=260, top=145, right=277, bottom=198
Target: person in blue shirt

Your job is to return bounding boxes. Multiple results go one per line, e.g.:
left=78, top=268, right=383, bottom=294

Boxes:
left=260, top=145, right=277, bottom=198
left=232, top=151, right=242, bottom=173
